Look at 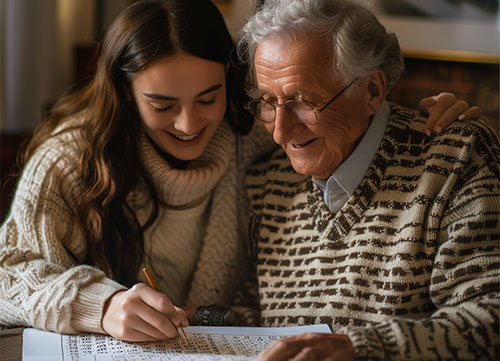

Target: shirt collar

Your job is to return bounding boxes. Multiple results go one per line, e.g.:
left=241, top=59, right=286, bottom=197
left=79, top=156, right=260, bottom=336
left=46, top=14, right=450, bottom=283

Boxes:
left=312, top=101, right=390, bottom=210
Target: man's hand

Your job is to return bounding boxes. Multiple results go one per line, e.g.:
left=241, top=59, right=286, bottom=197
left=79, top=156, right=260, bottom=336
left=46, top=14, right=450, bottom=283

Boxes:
left=101, top=283, right=188, bottom=342
left=256, top=333, right=355, bottom=361
left=420, top=92, right=482, bottom=136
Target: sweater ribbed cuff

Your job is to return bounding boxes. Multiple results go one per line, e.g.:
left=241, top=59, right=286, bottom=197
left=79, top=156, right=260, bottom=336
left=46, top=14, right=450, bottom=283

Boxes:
left=70, top=278, right=126, bottom=334
left=347, top=323, right=399, bottom=361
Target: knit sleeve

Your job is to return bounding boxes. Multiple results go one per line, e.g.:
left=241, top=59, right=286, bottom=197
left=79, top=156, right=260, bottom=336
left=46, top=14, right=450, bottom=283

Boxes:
left=347, top=121, right=500, bottom=360
left=230, top=266, right=261, bottom=327
left=238, top=121, right=278, bottom=170
left=230, top=145, right=287, bottom=327
left=0, top=133, right=125, bottom=334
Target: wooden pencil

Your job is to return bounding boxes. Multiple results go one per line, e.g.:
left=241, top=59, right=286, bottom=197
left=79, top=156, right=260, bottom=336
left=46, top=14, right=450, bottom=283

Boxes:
left=142, top=267, right=189, bottom=344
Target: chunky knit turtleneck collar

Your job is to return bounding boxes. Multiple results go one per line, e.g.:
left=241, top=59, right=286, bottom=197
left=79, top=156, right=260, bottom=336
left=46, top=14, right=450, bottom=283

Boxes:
left=139, top=120, right=235, bottom=206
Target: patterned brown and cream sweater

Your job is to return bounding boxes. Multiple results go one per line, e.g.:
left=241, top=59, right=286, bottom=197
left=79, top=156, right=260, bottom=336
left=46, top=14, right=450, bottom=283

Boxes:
left=246, top=104, right=500, bottom=360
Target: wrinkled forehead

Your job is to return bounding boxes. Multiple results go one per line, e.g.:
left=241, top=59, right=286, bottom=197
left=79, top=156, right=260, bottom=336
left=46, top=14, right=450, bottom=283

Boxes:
left=253, top=32, right=338, bottom=89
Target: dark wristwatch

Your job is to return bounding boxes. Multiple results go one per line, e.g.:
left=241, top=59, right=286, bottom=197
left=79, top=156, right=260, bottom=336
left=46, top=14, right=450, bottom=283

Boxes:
left=191, top=305, right=237, bottom=326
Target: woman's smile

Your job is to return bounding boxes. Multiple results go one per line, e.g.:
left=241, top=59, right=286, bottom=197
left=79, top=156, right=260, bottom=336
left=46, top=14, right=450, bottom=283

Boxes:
left=164, top=126, right=207, bottom=145
left=132, top=52, right=227, bottom=162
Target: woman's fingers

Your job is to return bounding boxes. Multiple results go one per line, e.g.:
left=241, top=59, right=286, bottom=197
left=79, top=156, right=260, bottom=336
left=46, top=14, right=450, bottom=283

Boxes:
left=421, top=93, right=458, bottom=136
left=136, top=285, right=188, bottom=338
left=420, top=93, right=484, bottom=136
left=459, top=105, right=482, bottom=121
left=181, top=304, right=199, bottom=322
left=430, top=99, right=469, bottom=133
left=115, top=311, right=168, bottom=342
left=419, top=96, right=437, bottom=113
left=137, top=283, right=187, bottom=325
left=101, top=283, right=187, bottom=342
left=123, top=285, right=179, bottom=339
left=101, top=289, right=155, bottom=341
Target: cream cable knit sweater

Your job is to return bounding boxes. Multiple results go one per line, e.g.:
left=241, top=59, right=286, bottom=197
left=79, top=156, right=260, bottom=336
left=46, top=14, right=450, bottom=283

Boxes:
left=139, top=194, right=211, bottom=306
left=0, top=118, right=275, bottom=334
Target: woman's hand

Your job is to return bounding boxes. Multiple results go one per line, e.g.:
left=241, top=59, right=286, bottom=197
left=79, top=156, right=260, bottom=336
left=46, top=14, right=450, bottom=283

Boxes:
left=101, top=283, right=188, bottom=342
left=256, top=333, right=355, bottom=361
left=420, top=92, right=482, bottom=136
left=181, top=304, right=199, bottom=322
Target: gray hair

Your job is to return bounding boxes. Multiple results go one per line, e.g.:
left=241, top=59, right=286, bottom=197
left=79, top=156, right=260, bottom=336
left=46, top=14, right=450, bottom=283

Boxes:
left=237, top=0, right=404, bottom=93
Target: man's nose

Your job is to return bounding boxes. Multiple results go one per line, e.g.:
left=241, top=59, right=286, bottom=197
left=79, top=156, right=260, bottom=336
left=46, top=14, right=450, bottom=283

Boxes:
left=272, top=106, right=301, bottom=145
left=173, top=105, right=200, bottom=134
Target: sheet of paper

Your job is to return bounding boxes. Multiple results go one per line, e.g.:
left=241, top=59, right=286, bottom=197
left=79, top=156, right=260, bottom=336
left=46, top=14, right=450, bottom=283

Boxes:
left=23, top=324, right=331, bottom=361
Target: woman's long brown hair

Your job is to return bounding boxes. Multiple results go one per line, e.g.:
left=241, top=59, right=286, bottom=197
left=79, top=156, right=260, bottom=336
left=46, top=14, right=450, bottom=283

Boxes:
left=16, top=0, right=253, bottom=286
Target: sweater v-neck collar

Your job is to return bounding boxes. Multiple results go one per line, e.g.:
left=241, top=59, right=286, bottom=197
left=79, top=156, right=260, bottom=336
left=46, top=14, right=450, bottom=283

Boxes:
left=310, top=105, right=404, bottom=237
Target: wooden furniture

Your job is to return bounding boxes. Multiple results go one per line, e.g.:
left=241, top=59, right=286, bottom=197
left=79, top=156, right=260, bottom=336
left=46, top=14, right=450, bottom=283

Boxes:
left=0, top=328, right=23, bottom=361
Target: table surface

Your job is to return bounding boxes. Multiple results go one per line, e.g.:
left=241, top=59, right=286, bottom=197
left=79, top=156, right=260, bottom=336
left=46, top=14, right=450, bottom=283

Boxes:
left=0, top=328, right=23, bottom=361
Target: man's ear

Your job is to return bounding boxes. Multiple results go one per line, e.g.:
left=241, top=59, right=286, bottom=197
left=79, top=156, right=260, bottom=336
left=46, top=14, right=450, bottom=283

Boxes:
left=365, top=69, right=387, bottom=116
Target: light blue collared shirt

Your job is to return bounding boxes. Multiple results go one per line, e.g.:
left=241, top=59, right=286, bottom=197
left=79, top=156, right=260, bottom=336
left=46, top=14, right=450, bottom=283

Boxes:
left=312, top=102, right=390, bottom=213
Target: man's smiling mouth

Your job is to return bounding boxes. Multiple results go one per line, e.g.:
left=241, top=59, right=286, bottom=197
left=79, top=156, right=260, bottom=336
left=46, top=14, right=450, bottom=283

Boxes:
left=291, top=138, right=316, bottom=149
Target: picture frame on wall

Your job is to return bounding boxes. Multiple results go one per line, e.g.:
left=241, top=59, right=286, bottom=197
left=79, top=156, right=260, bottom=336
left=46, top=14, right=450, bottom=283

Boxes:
left=373, top=0, right=500, bottom=63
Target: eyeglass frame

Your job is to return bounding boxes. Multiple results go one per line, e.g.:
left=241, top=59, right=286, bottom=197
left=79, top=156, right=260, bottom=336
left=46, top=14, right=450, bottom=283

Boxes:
left=245, top=78, right=357, bottom=125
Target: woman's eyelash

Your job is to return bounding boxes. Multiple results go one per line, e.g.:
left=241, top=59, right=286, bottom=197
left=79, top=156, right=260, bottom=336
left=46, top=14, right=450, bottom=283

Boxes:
left=198, top=97, right=216, bottom=105
left=153, top=97, right=216, bottom=112
left=154, top=105, right=174, bottom=113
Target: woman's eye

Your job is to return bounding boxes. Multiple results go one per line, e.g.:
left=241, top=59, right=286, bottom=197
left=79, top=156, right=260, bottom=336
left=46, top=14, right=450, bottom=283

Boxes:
left=198, top=97, right=216, bottom=105
left=153, top=105, right=175, bottom=113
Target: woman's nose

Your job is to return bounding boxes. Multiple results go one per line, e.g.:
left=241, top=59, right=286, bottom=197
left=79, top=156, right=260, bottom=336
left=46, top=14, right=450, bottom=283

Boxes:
left=173, top=105, right=200, bottom=134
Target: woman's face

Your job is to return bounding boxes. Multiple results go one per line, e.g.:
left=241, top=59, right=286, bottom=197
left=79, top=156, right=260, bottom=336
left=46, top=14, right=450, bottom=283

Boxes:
left=131, top=52, right=227, bottom=163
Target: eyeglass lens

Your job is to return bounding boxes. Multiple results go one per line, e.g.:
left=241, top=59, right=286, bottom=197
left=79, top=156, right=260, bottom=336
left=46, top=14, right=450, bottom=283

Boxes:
left=250, top=100, right=317, bottom=124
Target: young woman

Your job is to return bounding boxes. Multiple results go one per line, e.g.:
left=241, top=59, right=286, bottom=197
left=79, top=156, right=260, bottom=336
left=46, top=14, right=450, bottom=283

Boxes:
left=0, top=0, right=481, bottom=342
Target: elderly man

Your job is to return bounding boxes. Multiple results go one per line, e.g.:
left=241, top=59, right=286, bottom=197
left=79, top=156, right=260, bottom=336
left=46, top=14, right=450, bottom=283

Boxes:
left=237, top=0, right=500, bottom=360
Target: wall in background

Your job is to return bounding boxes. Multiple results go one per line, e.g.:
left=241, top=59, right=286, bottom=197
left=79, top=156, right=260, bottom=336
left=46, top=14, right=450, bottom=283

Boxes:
left=0, top=0, right=131, bottom=134
left=3, top=0, right=58, bottom=133
left=389, top=58, right=499, bottom=133
left=376, top=0, right=499, bottom=132
left=0, top=0, right=130, bottom=220
left=1, top=0, right=94, bottom=134
left=213, top=0, right=257, bottom=39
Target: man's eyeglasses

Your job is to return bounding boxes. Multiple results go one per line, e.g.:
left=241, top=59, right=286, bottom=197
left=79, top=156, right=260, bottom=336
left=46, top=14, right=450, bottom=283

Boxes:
left=245, top=79, right=357, bottom=125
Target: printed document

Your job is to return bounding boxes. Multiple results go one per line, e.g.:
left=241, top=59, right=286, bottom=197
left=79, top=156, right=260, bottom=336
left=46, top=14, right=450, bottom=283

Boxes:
left=23, top=324, right=331, bottom=360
